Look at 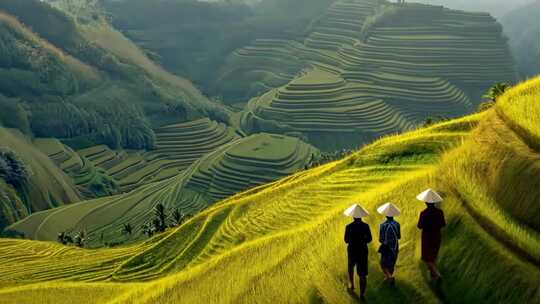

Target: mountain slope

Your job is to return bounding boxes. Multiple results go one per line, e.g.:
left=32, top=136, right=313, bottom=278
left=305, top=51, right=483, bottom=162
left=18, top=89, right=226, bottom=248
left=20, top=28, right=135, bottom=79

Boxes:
left=0, top=0, right=229, bottom=151
left=7, top=133, right=318, bottom=246
left=236, top=1, right=515, bottom=150
left=417, top=0, right=537, bottom=17
left=501, top=1, right=540, bottom=78
left=0, top=128, right=80, bottom=230
left=0, top=76, right=538, bottom=303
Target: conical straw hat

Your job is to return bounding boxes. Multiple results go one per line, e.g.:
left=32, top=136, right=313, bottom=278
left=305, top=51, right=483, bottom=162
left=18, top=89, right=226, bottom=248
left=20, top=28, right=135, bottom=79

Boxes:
left=344, top=204, right=369, bottom=218
left=416, top=189, right=443, bottom=203
left=377, top=202, right=401, bottom=217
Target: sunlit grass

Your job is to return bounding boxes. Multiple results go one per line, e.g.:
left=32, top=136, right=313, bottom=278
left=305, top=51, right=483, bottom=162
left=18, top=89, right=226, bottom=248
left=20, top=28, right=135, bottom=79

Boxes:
left=1, top=77, right=539, bottom=303
left=497, top=75, right=540, bottom=146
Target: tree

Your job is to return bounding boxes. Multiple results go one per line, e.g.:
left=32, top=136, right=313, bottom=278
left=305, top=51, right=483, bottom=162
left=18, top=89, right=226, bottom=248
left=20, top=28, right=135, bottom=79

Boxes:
left=171, top=208, right=185, bottom=227
left=57, top=232, right=74, bottom=245
left=483, top=82, right=510, bottom=102
left=141, top=222, right=155, bottom=237
left=57, top=232, right=67, bottom=245
left=121, top=223, right=133, bottom=236
left=0, top=149, right=32, bottom=187
left=153, top=203, right=167, bottom=232
left=74, top=230, right=86, bottom=247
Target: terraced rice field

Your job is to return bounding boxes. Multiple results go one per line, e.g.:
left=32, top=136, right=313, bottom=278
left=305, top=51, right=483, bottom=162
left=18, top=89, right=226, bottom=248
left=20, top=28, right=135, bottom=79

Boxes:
left=227, top=0, right=515, bottom=150
left=35, top=119, right=241, bottom=193
left=1, top=109, right=475, bottom=284
left=9, top=134, right=318, bottom=247
left=241, top=67, right=473, bottom=150
left=214, top=39, right=308, bottom=101
left=2, top=81, right=538, bottom=302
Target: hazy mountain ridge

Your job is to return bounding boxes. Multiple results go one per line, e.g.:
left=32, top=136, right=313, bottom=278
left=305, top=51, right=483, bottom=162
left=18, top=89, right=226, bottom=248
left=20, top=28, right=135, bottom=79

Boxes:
left=417, top=0, right=537, bottom=17
left=501, top=1, right=540, bottom=78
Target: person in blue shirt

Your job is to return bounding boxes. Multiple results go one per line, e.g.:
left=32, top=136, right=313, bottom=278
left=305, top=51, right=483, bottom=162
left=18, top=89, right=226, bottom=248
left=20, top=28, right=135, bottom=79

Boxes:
left=377, top=202, right=401, bottom=285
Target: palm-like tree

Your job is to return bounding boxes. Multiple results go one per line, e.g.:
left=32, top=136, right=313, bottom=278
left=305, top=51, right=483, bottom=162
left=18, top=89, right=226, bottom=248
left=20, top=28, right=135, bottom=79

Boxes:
left=171, top=209, right=185, bottom=226
left=483, top=82, right=510, bottom=102
left=154, top=203, right=167, bottom=232
left=122, top=223, right=133, bottom=236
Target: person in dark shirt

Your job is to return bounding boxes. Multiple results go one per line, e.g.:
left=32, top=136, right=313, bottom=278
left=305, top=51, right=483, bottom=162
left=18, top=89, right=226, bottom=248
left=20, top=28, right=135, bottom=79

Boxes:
left=344, top=204, right=372, bottom=300
left=377, top=202, right=401, bottom=285
left=416, top=189, right=446, bottom=281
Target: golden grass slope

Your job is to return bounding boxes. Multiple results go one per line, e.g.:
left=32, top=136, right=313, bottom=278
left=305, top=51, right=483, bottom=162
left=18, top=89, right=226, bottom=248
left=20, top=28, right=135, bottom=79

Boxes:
left=0, top=76, right=539, bottom=303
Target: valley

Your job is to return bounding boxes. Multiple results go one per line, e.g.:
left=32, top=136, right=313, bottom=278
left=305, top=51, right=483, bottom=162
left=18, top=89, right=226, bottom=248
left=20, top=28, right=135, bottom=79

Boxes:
left=0, top=0, right=537, bottom=303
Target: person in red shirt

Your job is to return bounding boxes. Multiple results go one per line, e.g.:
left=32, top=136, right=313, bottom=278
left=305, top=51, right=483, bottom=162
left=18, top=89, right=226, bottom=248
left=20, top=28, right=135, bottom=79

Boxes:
left=416, top=189, right=446, bottom=281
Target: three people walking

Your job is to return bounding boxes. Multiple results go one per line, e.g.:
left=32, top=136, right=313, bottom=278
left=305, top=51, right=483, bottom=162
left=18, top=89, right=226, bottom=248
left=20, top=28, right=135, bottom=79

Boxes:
left=344, top=188, right=445, bottom=300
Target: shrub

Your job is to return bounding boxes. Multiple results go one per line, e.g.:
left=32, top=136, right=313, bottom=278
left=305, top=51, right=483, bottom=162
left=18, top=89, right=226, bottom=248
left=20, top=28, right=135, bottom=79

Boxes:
left=0, top=149, right=32, bottom=187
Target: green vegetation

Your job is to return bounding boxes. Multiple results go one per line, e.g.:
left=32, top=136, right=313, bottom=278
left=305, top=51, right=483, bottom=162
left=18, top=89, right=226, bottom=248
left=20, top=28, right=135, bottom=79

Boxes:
left=0, top=149, right=32, bottom=188
left=231, top=0, right=515, bottom=150
left=102, top=0, right=333, bottom=95
left=0, top=1, right=533, bottom=301
left=8, top=133, right=318, bottom=246
left=0, top=128, right=80, bottom=230
left=0, top=75, right=539, bottom=303
left=0, top=0, right=230, bottom=151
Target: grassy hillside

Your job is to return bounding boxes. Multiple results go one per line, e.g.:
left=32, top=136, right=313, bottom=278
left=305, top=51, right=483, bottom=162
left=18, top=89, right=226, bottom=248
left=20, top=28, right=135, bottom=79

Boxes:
left=0, top=128, right=80, bottom=230
left=236, top=0, right=514, bottom=151
left=102, top=0, right=333, bottom=92
left=0, top=76, right=538, bottom=303
left=0, top=0, right=229, bottom=151
left=76, top=120, right=236, bottom=192
left=7, top=133, right=318, bottom=246
left=501, top=1, right=540, bottom=78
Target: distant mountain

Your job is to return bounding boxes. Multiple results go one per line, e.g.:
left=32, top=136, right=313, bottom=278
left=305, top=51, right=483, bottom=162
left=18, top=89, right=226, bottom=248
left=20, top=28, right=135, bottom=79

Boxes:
left=102, top=0, right=334, bottom=92
left=416, top=0, right=537, bottom=17
left=501, top=1, right=540, bottom=78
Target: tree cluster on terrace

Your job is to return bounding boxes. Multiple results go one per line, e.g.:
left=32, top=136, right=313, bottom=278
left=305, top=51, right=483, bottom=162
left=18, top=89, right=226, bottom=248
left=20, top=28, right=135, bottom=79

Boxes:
left=306, top=149, right=357, bottom=168
left=57, top=230, right=86, bottom=247
left=141, top=204, right=189, bottom=238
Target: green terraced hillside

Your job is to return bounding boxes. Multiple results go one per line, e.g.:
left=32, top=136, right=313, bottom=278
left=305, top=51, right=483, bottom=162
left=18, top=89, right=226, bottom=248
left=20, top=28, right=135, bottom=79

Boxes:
left=81, top=118, right=240, bottom=192
left=7, top=134, right=318, bottom=246
left=34, top=119, right=241, bottom=194
left=33, top=138, right=117, bottom=198
left=231, top=0, right=515, bottom=150
left=0, top=128, right=80, bottom=230
left=0, top=76, right=538, bottom=303
left=241, top=67, right=470, bottom=150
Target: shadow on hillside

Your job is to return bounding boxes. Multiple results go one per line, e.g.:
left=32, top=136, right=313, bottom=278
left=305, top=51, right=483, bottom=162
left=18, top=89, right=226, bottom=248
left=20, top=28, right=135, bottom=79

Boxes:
left=334, top=273, right=426, bottom=303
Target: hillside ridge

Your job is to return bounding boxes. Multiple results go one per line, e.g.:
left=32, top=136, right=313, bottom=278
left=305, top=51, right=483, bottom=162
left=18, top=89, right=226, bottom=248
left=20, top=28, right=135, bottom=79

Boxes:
left=0, top=76, right=538, bottom=303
